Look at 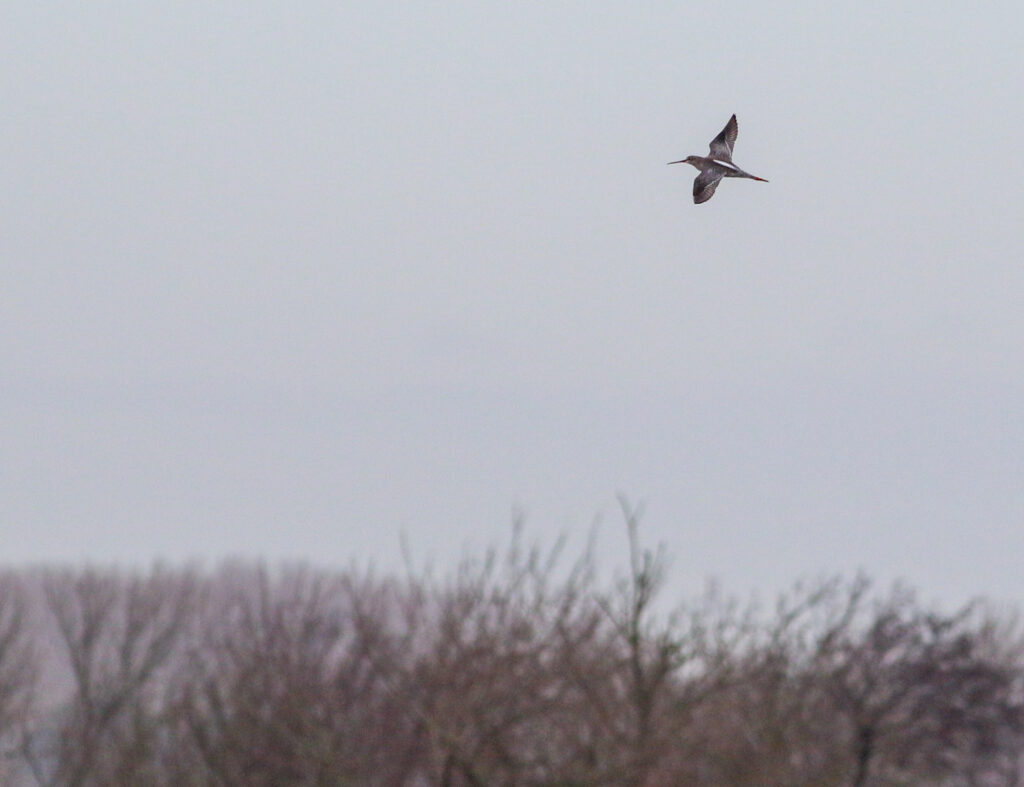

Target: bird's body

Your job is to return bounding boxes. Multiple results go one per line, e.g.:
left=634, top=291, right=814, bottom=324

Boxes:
left=669, top=115, right=768, bottom=204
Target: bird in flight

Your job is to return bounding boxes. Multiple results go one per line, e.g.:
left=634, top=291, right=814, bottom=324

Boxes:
left=668, top=114, right=768, bottom=204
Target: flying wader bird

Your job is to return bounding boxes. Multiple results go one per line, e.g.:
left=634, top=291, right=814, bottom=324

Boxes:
left=669, top=114, right=768, bottom=204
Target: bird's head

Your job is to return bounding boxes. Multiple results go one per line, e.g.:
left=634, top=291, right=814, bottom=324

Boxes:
left=667, top=155, right=701, bottom=168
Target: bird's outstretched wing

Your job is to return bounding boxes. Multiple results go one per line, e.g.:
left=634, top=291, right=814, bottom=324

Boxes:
left=693, top=169, right=724, bottom=204
left=707, top=114, right=738, bottom=162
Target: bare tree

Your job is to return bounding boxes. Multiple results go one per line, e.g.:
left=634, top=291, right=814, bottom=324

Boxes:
left=175, top=563, right=424, bottom=786
left=807, top=582, right=1024, bottom=786
left=406, top=501, right=721, bottom=786
left=406, top=526, right=600, bottom=786
left=551, top=497, right=696, bottom=786
left=0, top=521, right=1019, bottom=786
left=678, top=576, right=1024, bottom=786
left=0, top=573, right=38, bottom=782
left=20, top=566, right=198, bottom=786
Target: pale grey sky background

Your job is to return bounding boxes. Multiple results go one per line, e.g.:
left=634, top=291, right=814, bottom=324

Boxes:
left=3, top=3, right=1023, bottom=605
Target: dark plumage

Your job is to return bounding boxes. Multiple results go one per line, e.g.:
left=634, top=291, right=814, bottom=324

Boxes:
left=669, top=115, right=768, bottom=204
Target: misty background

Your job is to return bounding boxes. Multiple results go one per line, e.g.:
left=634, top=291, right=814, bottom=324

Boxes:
left=3, top=3, right=1023, bottom=605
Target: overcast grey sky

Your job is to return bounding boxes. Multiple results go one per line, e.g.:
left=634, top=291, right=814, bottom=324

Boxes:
left=3, top=2, right=1023, bottom=605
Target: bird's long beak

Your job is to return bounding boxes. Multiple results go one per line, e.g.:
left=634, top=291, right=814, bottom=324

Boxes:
left=667, top=160, right=685, bottom=165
